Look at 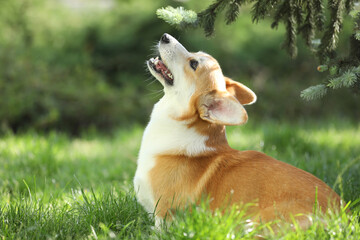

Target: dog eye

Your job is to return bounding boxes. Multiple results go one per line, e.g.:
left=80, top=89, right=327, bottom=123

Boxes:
left=189, top=59, right=199, bottom=71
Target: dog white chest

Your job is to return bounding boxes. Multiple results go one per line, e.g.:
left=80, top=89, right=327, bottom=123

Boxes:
left=133, top=97, right=212, bottom=214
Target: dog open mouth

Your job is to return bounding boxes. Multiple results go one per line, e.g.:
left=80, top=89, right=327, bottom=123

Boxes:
left=148, top=57, right=174, bottom=85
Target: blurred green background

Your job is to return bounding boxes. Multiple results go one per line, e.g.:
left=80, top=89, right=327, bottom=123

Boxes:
left=0, top=0, right=359, bottom=134
left=1, top=2, right=360, bottom=238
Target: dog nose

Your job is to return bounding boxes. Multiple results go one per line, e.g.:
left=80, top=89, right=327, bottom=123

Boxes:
left=161, top=33, right=170, bottom=44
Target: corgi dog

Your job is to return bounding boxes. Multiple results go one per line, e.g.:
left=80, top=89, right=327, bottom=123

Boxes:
left=133, top=33, right=341, bottom=228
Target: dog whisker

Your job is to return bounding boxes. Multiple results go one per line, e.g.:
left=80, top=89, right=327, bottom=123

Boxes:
left=145, top=89, right=163, bottom=99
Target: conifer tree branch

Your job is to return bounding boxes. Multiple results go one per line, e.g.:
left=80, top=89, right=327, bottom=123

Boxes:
left=271, top=0, right=289, bottom=29
left=294, top=2, right=303, bottom=27
left=314, top=0, right=326, bottom=31
left=252, top=0, right=270, bottom=23
left=282, top=0, right=298, bottom=58
left=156, top=6, right=197, bottom=28
left=155, top=0, right=360, bottom=100
left=328, top=70, right=357, bottom=89
left=225, top=0, right=242, bottom=25
left=301, top=84, right=328, bottom=101
left=345, top=0, right=356, bottom=13
left=299, top=0, right=316, bottom=48
left=318, top=0, right=345, bottom=62
left=198, top=0, right=231, bottom=36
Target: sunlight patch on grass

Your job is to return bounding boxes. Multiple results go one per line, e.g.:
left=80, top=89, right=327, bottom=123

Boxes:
left=300, top=126, right=360, bottom=149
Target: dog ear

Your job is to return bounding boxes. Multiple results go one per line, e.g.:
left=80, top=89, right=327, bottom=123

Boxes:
left=197, top=90, right=248, bottom=126
left=225, top=77, right=257, bottom=105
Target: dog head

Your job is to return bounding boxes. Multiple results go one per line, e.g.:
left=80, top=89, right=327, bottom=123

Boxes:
left=147, top=33, right=256, bottom=126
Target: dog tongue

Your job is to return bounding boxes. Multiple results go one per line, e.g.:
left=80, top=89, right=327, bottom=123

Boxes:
left=155, top=60, right=168, bottom=72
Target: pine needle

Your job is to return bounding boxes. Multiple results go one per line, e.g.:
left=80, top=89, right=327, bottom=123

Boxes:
left=301, top=84, right=328, bottom=101
left=328, top=68, right=359, bottom=89
left=156, top=6, right=197, bottom=27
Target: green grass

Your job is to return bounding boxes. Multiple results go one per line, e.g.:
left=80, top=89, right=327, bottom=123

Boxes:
left=0, top=120, right=360, bottom=239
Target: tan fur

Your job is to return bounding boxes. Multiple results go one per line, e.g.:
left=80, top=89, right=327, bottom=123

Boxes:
left=144, top=40, right=341, bottom=227
left=150, top=149, right=341, bottom=225
left=225, top=77, right=256, bottom=105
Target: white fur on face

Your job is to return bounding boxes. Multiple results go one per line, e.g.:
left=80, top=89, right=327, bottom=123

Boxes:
left=158, top=36, right=194, bottom=98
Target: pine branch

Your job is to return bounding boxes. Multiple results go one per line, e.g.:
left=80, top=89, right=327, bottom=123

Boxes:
left=299, top=0, right=315, bottom=48
left=271, top=0, right=289, bottom=29
left=294, top=2, right=303, bottom=28
left=353, top=11, right=360, bottom=42
left=156, top=6, right=197, bottom=28
left=318, top=0, right=345, bottom=62
left=282, top=0, right=298, bottom=58
left=203, top=11, right=217, bottom=36
left=198, top=0, right=230, bottom=36
left=300, top=84, right=328, bottom=101
left=328, top=71, right=357, bottom=89
left=156, top=0, right=360, bottom=100
left=225, top=0, right=243, bottom=25
left=156, top=0, right=350, bottom=61
left=252, top=0, right=279, bottom=23
left=328, top=66, right=360, bottom=88
left=252, top=0, right=269, bottom=23
left=345, top=0, right=355, bottom=14
left=314, top=0, right=325, bottom=31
